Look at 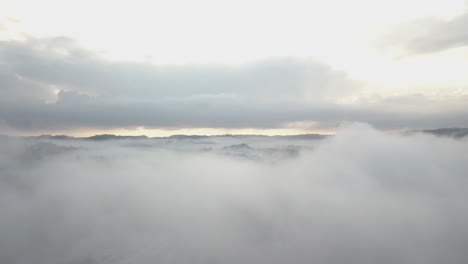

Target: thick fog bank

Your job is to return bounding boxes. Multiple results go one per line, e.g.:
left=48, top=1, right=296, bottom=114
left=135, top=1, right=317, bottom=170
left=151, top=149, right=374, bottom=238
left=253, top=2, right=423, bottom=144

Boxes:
left=1, top=124, right=468, bottom=264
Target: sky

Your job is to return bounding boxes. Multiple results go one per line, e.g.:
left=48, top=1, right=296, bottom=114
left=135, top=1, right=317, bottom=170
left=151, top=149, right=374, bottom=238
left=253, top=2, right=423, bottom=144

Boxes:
left=2, top=1, right=468, bottom=261
left=0, top=0, right=468, bottom=136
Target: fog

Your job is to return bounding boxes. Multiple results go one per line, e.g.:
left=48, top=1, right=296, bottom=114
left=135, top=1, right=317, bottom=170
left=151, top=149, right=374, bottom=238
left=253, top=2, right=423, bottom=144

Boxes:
left=1, top=124, right=468, bottom=264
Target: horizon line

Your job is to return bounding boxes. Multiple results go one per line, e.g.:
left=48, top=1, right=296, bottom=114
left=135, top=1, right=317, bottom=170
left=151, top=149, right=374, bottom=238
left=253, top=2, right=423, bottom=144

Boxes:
left=1, top=127, right=467, bottom=139
left=0, top=132, right=331, bottom=139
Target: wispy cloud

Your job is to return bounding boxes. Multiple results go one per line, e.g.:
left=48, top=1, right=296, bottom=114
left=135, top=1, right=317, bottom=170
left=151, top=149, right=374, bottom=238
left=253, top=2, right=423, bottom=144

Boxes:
left=381, top=11, right=468, bottom=56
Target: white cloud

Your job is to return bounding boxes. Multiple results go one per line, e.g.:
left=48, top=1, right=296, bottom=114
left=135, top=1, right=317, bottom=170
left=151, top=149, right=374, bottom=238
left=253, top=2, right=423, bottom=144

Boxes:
left=1, top=125, right=468, bottom=263
left=1, top=36, right=467, bottom=133
left=381, top=11, right=468, bottom=56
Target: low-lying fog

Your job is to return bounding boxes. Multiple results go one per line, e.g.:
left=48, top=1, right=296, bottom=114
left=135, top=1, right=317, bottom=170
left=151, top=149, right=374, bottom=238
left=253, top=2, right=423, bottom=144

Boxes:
left=1, top=124, right=468, bottom=264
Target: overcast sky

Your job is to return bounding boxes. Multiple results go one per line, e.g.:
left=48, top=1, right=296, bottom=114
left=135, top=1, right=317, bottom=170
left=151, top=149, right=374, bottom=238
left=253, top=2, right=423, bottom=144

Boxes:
left=1, top=0, right=467, bottom=136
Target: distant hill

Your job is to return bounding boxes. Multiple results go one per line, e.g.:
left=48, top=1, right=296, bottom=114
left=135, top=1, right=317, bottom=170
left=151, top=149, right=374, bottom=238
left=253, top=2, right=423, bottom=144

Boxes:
left=34, top=135, right=75, bottom=140
left=416, top=128, right=468, bottom=138
left=6, top=129, right=467, bottom=141
left=167, top=135, right=209, bottom=140
left=84, top=134, right=149, bottom=141
left=274, top=134, right=328, bottom=140
left=11, top=133, right=328, bottom=141
left=23, top=134, right=150, bottom=141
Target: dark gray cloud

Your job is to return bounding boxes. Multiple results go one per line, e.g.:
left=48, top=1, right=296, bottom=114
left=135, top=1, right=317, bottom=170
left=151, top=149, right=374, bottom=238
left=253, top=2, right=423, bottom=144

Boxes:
left=0, top=36, right=356, bottom=100
left=2, top=94, right=468, bottom=132
left=382, top=11, right=468, bottom=55
left=1, top=36, right=467, bottom=133
left=1, top=125, right=468, bottom=264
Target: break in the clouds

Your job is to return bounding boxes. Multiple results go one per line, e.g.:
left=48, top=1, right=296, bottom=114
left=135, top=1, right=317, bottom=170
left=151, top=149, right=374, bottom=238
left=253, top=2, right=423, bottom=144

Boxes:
left=0, top=36, right=467, bottom=133
left=1, top=125, right=468, bottom=264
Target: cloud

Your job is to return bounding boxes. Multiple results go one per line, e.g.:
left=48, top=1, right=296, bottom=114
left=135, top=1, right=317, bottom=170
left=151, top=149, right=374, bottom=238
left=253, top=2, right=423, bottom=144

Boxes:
left=0, top=36, right=467, bottom=132
left=0, top=36, right=356, bottom=100
left=381, top=11, right=468, bottom=55
left=1, top=124, right=468, bottom=264
left=0, top=36, right=361, bottom=131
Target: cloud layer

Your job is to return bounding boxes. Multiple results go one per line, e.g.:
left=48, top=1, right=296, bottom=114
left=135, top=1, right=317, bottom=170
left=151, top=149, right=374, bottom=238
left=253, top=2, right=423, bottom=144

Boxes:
left=1, top=124, right=468, bottom=264
left=1, top=36, right=468, bottom=133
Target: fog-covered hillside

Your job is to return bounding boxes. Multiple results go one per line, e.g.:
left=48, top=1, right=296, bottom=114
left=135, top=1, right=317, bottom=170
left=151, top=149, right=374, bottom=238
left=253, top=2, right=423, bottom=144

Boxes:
left=1, top=124, right=468, bottom=264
